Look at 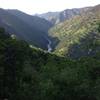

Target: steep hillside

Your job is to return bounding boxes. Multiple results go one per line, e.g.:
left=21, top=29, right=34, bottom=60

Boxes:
left=1, top=27, right=100, bottom=100
left=59, top=7, right=90, bottom=22
left=7, top=9, right=53, bottom=33
left=49, top=4, right=100, bottom=58
left=0, top=8, right=52, bottom=49
left=37, top=12, right=60, bottom=24
left=37, top=7, right=91, bottom=24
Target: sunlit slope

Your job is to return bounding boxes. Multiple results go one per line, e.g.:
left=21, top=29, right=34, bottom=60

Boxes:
left=49, top=4, right=100, bottom=58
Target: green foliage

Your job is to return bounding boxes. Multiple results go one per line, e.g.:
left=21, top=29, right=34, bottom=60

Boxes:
left=98, top=22, right=100, bottom=32
left=0, top=27, right=5, bottom=33
left=0, top=28, right=100, bottom=100
left=49, top=5, right=100, bottom=58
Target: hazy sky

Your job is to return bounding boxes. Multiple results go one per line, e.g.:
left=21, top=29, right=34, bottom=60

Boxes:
left=0, top=0, right=100, bottom=14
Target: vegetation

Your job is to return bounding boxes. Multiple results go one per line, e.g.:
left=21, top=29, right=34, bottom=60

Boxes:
left=38, top=7, right=88, bottom=25
left=0, top=9, right=52, bottom=49
left=49, top=5, right=100, bottom=58
left=0, top=3, right=100, bottom=100
left=0, top=28, right=100, bottom=100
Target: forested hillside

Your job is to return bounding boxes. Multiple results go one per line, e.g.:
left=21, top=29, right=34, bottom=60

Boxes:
left=49, top=4, right=100, bottom=58
left=0, top=8, right=52, bottom=49
left=37, top=7, right=91, bottom=24
left=1, top=28, right=100, bottom=100
left=0, top=2, right=100, bottom=100
left=7, top=10, right=52, bottom=33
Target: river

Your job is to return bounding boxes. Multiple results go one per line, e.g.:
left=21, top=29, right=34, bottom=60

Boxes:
left=47, top=38, right=52, bottom=52
left=44, top=36, right=52, bottom=52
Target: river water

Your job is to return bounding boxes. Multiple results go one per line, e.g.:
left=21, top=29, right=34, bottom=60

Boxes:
left=44, top=36, right=52, bottom=52
left=47, top=38, right=52, bottom=52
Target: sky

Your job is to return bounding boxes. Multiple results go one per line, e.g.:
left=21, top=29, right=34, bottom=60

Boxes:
left=0, top=0, right=100, bottom=14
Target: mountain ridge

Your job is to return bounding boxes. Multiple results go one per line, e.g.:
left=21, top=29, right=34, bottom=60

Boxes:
left=49, top=4, right=100, bottom=58
left=0, top=8, right=53, bottom=49
left=37, top=6, right=93, bottom=24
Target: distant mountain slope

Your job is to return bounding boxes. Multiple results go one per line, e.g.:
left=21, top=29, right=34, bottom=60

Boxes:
left=37, top=7, right=91, bottom=24
left=0, top=8, right=52, bottom=49
left=49, top=4, right=100, bottom=58
left=7, top=10, right=53, bottom=33
left=37, top=12, right=60, bottom=24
